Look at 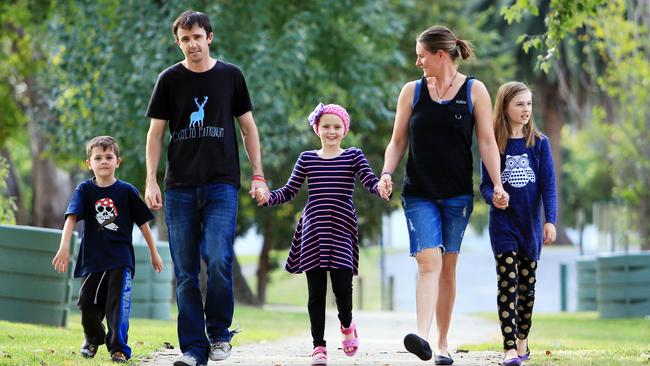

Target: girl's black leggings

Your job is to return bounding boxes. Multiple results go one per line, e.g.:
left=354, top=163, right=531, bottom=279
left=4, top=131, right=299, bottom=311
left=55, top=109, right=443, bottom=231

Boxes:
left=305, top=269, right=353, bottom=347
left=495, top=251, right=537, bottom=350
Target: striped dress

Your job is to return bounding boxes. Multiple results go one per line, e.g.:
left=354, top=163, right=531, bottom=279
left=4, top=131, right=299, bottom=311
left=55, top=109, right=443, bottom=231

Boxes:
left=267, top=147, right=380, bottom=275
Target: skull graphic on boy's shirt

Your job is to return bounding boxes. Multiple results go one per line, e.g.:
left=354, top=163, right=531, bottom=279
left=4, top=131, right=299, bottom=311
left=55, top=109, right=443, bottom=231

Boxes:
left=95, top=197, right=119, bottom=231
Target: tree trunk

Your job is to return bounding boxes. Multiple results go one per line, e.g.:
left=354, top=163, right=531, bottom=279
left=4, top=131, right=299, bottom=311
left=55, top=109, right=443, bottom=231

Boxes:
left=0, top=149, right=26, bottom=224
left=256, top=217, right=273, bottom=304
left=24, top=78, right=73, bottom=229
left=234, top=255, right=260, bottom=306
left=640, top=191, right=650, bottom=250
left=7, top=26, right=72, bottom=228
left=155, top=211, right=168, bottom=241
left=537, top=76, right=573, bottom=245
left=29, top=154, right=73, bottom=228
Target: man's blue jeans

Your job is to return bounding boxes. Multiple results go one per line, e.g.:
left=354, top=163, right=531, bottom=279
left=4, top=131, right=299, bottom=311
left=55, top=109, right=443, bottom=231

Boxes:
left=165, top=183, right=238, bottom=363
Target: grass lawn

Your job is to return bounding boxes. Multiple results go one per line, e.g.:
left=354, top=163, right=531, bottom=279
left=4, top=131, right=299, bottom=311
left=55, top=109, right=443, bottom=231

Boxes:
left=0, top=305, right=307, bottom=366
left=246, top=246, right=406, bottom=310
left=464, top=312, right=650, bottom=366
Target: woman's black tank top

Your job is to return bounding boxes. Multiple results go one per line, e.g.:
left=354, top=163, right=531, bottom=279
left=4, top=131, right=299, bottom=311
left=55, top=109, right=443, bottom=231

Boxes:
left=403, top=76, right=476, bottom=199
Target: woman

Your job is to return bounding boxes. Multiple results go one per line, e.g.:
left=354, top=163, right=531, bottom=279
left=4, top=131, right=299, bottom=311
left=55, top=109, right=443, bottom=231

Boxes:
left=379, top=25, right=508, bottom=365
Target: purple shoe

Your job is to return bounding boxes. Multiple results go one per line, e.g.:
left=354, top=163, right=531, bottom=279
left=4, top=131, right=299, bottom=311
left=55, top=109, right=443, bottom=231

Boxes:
left=518, top=347, right=530, bottom=361
left=501, top=357, right=521, bottom=366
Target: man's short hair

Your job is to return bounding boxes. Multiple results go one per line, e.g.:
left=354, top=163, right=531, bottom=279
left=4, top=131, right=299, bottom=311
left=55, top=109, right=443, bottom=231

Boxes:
left=86, top=136, right=120, bottom=159
left=172, top=10, right=212, bottom=39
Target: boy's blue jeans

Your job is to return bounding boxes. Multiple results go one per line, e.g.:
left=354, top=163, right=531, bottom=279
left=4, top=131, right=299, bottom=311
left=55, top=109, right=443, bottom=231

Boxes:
left=165, top=183, right=238, bottom=363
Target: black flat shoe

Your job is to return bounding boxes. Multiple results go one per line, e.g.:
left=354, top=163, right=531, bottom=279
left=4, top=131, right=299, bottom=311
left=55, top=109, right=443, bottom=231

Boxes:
left=435, top=353, right=454, bottom=365
left=403, top=333, right=432, bottom=361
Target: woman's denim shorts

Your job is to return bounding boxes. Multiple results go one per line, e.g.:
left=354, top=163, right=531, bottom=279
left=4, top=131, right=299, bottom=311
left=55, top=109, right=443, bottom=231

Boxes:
left=401, top=194, right=473, bottom=256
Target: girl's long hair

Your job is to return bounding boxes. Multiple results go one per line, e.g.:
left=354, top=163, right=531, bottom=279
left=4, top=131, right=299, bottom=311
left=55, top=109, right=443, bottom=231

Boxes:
left=493, top=81, right=542, bottom=153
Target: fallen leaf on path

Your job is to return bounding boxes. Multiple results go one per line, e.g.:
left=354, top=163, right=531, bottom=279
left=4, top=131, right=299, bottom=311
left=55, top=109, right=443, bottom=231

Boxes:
left=545, top=350, right=552, bottom=356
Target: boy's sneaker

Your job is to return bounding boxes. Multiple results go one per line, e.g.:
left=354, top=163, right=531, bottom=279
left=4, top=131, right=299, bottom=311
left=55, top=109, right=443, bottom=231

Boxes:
left=111, top=352, right=128, bottom=363
left=174, top=353, right=205, bottom=366
left=209, top=341, right=232, bottom=361
left=80, top=341, right=98, bottom=358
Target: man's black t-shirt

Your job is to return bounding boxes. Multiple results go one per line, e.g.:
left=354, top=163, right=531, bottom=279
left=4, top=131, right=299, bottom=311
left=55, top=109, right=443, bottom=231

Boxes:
left=146, top=61, right=253, bottom=189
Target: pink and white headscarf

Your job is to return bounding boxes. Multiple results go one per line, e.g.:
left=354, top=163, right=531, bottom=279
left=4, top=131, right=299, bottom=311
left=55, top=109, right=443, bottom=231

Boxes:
left=307, top=103, right=350, bottom=135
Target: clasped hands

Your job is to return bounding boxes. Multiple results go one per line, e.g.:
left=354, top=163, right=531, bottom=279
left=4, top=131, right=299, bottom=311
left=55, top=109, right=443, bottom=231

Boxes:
left=378, top=174, right=393, bottom=201
left=250, top=179, right=270, bottom=206
left=492, top=186, right=509, bottom=210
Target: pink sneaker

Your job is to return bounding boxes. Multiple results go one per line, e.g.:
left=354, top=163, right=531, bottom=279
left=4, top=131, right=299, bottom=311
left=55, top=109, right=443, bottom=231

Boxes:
left=311, top=346, right=327, bottom=365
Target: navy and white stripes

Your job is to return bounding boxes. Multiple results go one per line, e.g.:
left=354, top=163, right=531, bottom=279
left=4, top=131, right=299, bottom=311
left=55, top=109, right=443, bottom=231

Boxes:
left=267, top=147, right=380, bottom=275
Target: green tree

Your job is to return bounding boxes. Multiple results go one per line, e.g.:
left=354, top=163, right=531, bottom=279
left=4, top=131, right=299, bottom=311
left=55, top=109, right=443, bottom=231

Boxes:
left=477, top=0, right=613, bottom=244
left=40, top=0, right=406, bottom=303
left=385, top=1, right=517, bottom=234
left=41, top=0, right=264, bottom=303
left=209, top=0, right=406, bottom=302
left=586, top=1, right=650, bottom=248
left=504, top=0, right=650, bottom=248
left=0, top=0, right=74, bottom=228
left=561, top=120, right=613, bottom=227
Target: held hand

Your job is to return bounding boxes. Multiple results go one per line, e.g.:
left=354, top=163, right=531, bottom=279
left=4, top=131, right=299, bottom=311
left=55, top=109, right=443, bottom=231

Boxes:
left=492, top=194, right=508, bottom=210
left=151, top=252, right=164, bottom=273
left=255, top=187, right=270, bottom=206
left=52, top=250, right=69, bottom=273
left=250, top=179, right=268, bottom=199
left=378, top=174, right=393, bottom=201
left=543, top=223, right=557, bottom=245
left=145, top=181, right=163, bottom=210
left=492, top=186, right=510, bottom=210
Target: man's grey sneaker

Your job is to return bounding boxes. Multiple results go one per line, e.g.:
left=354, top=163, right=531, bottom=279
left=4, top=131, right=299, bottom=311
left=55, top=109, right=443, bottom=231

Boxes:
left=173, top=353, right=205, bottom=366
left=80, top=340, right=98, bottom=358
left=209, top=341, right=232, bottom=361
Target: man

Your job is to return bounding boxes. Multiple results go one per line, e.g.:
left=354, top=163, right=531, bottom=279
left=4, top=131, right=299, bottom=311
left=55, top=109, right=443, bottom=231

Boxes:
left=145, top=10, right=267, bottom=366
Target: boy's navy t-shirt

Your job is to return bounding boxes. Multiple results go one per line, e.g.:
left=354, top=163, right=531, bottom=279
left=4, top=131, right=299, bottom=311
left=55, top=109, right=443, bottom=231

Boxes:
left=145, top=60, right=254, bottom=189
left=66, top=178, right=154, bottom=278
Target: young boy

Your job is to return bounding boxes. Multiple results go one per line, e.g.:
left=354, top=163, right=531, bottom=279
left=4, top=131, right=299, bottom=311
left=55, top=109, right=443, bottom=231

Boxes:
left=52, top=135, right=163, bottom=363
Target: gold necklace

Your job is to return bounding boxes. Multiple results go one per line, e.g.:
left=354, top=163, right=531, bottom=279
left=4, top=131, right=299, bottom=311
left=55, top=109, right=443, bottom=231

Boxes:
left=434, top=70, right=458, bottom=102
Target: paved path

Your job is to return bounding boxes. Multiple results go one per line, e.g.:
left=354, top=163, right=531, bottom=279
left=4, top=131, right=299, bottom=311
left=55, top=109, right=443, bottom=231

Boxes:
left=140, top=309, right=504, bottom=365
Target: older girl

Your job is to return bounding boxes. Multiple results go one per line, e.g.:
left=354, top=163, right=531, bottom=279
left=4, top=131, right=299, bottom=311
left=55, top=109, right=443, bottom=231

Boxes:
left=480, top=81, right=557, bottom=366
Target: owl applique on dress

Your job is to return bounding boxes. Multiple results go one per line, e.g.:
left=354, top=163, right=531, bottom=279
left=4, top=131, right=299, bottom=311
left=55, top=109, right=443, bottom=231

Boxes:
left=501, top=154, right=536, bottom=188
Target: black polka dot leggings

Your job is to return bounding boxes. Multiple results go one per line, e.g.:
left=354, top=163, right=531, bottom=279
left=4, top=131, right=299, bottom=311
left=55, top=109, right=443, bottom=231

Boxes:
left=495, top=251, right=537, bottom=350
